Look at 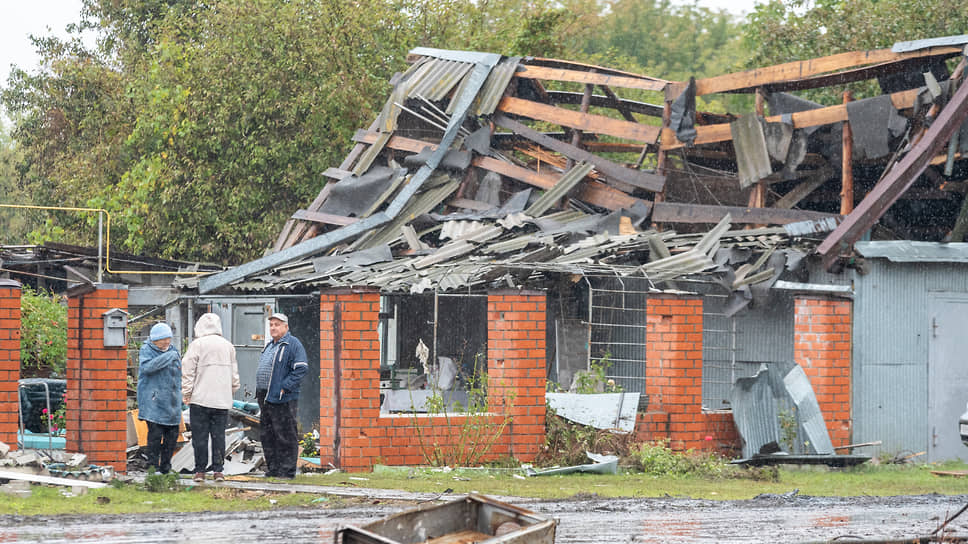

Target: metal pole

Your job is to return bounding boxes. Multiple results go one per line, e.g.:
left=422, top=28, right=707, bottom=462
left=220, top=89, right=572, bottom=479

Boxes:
left=97, top=212, right=103, bottom=283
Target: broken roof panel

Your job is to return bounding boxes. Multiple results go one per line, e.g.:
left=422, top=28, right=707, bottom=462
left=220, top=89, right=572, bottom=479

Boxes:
left=197, top=36, right=968, bottom=294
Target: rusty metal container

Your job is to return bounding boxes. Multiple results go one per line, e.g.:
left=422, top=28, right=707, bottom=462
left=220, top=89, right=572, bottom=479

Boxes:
left=334, top=493, right=556, bottom=544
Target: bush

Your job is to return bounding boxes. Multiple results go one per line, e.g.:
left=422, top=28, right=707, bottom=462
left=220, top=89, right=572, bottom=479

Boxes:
left=536, top=410, right=634, bottom=467
left=627, top=440, right=740, bottom=479
left=20, top=285, right=67, bottom=376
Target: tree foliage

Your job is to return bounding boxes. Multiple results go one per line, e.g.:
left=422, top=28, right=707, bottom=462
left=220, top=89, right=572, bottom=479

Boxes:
left=745, top=0, right=968, bottom=71
left=2, top=0, right=742, bottom=264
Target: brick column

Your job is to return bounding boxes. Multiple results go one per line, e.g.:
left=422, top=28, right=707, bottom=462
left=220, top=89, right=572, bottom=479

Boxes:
left=66, top=284, right=128, bottom=472
left=0, top=280, right=21, bottom=449
left=319, top=289, right=381, bottom=470
left=794, top=296, right=852, bottom=446
left=645, top=295, right=704, bottom=451
left=487, top=290, right=546, bottom=461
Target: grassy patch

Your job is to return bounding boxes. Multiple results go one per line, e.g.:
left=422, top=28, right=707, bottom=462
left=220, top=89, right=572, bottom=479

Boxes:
left=2, top=461, right=968, bottom=516
left=0, top=480, right=343, bottom=516
left=295, top=461, right=968, bottom=501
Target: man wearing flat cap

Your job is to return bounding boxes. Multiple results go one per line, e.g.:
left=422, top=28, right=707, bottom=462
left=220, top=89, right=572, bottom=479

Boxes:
left=256, top=312, right=308, bottom=479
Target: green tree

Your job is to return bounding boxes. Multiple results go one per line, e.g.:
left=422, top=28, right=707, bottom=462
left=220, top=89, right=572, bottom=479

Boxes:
left=745, top=0, right=968, bottom=73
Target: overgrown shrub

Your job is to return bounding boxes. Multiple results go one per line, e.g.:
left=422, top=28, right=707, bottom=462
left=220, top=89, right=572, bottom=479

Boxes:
left=626, top=440, right=771, bottom=480
left=143, top=469, right=181, bottom=492
left=20, top=285, right=68, bottom=377
left=536, top=410, right=634, bottom=467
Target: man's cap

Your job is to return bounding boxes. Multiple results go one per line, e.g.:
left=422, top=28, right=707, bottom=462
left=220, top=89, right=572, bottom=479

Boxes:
left=149, top=322, right=173, bottom=341
left=269, top=312, right=288, bottom=324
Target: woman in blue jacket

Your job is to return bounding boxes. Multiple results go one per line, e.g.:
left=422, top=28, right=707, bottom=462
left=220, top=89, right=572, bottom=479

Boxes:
left=138, top=323, right=183, bottom=474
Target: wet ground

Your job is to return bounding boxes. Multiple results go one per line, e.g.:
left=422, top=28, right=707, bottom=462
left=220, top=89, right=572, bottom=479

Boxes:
left=1, top=492, right=967, bottom=542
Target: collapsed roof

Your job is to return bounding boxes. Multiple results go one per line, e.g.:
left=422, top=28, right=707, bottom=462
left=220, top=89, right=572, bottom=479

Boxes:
left=198, top=37, right=968, bottom=295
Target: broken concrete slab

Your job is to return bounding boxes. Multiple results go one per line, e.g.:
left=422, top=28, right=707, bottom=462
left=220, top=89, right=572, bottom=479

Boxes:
left=0, top=470, right=108, bottom=489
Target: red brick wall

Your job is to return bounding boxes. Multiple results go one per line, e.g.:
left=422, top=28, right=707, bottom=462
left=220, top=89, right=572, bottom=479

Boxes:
left=66, top=285, right=129, bottom=472
left=319, top=289, right=547, bottom=471
left=794, top=296, right=852, bottom=446
left=487, top=291, right=546, bottom=460
left=0, top=280, right=21, bottom=449
left=635, top=295, right=740, bottom=455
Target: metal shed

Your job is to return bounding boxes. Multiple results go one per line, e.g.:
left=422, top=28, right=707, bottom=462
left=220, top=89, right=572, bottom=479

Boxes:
left=849, top=241, right=968, bottom=462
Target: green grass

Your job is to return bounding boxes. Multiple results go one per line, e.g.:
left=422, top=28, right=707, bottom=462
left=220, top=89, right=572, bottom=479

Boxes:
left=2, top=462, right=968, bottom=516
left=293, top=461, right=968, bottom=501
left=0, top=481, right=339, bottom=516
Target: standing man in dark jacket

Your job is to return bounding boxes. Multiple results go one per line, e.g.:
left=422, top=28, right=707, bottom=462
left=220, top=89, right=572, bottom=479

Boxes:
left=256, top=313, right=308, bottom=479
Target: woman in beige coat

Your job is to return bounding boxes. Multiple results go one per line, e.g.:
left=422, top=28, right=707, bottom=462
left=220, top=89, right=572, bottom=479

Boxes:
left=182, top=313, right=239, bottom=482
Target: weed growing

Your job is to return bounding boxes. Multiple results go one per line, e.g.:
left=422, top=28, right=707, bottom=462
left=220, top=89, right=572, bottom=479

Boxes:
left=142, top=470, right=181, bottom=493
left=537, top=410, right=634, bottom=467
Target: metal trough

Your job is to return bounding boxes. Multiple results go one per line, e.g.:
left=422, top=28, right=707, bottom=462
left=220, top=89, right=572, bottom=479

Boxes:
left=334, top=493, right=556, bottom=544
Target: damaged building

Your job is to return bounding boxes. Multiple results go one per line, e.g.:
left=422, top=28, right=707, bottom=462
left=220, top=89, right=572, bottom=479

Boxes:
left=3, top=35, right=968, bottom=471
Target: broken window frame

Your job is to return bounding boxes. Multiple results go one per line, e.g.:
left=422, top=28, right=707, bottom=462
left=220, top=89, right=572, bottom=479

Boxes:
left=379, top=292, right=489, bottom=415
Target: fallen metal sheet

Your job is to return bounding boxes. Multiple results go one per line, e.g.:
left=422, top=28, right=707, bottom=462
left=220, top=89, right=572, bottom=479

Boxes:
left=783, top=364, right=835, bottom=455
left=545, top=392, right=639, bottom=433
left=730, top=365, right=782, bottom=459
left=730, top=361, right=837, bottom=460
left=525, top=452, right=619, bottom=476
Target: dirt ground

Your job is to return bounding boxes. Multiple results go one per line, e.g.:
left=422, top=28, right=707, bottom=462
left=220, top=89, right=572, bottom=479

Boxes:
left=1, top=493, right=967, bottom=543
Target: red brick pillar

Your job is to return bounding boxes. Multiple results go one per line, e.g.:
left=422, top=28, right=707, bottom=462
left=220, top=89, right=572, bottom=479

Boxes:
left=645, top=295, right=704, bottom=450
left=66, top=284, right=128, bottom=472
left=794, top=296, right=852, bottom=446
left=0, top=280, right=22, bottom=449
left=487, top=290, right=546, bottom=461
left=319, top=289, right=381, bottom=470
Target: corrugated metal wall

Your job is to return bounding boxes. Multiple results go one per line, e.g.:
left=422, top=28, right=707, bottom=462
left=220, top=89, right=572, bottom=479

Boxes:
left=831, top=259, right=968, bottom=460
left=691, top=283, right=796, bottom=410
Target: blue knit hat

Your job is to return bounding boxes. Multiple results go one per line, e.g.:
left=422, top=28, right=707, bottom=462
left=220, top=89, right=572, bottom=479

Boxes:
left=149, top=323, right=173, bottom=341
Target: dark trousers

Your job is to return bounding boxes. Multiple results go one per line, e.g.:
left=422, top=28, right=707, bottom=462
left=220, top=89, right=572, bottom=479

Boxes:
left=189, top=404, right=228, bottom=473
left=145, top=421, right=179, bottom=474
left=256, top=389, right=299, bottom=478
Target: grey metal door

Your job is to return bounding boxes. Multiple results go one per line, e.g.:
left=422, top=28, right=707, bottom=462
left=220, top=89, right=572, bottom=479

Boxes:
left=928, top=294, right=968, bottom=461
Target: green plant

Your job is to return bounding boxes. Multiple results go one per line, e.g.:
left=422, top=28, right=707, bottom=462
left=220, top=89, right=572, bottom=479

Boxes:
left=778, top=408, right=799, bottom=453
left=300, top=430, right=319, bottom=457
left=536, top=409, right=634, bottom=467
left=573, top=353, right=623, bottom=394
left=142, top=469, right=181, bottom=492
left=42, top=405, right=66, bottom=435
left=408, top=353, right=514, bottom=468
left=627, top=440, right=735, bottom=479
left=19, top=285, right=68, bottom=376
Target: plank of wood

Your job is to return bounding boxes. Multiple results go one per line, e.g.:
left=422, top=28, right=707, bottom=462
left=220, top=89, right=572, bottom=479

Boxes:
left=661, top=87, right=922, bottom=150
left=498, top=96, right=661, bottom=144
left=693, top=46, right=962, bottom=96
left=0, top=470, right=108, bottom=488
left=353, top=129, right=648, bottom=211
left=930, top=470, right=968, bottom=477
left=493, top=113, right=665, bottom=191
left=515, top=64, right=667, bottom=92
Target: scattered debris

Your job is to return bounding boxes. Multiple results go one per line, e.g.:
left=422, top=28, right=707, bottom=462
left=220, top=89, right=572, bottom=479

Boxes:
left=526, top=452, right=619, bottom=476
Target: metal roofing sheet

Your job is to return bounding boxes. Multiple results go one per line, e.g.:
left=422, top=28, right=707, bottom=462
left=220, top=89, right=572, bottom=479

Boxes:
left=891, top=34, right=968, bottom=53
left=474, top=56, right=522, bottom=115
left=855, top=241, right=968, bottom=262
